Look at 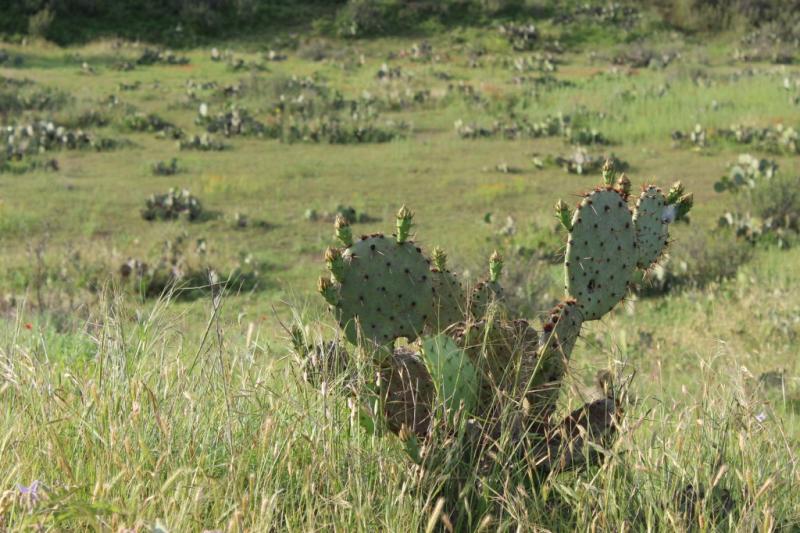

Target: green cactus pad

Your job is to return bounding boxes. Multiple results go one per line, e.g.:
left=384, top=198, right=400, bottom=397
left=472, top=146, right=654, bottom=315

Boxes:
left=633, top=186, right=669, bottom=269
left=524, top=300, right=584, bottom=425
left=565, top=188, right=635, bottom=320
left=421, top=334, right=479, bottom=424
left=430, top=268, right=467, bottom=331
left=331, top=233, right=434, bottom=345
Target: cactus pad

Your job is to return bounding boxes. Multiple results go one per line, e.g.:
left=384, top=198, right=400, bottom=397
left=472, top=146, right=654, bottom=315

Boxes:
left=329, top=233, right=434, bottom=345
left=421, top=334, right=479, bottom=423
left=524, top=300, right=584, bottom=425
left=430, top=268, right=467, bottom=331
left=633, top=186, right=669, bottom=269
left=565, top=188, right=635, bottom=320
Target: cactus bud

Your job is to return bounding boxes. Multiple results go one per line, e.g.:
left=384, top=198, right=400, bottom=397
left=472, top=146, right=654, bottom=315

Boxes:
left=325, top=247, right=344, bottom=282
left=318, top=276, right=338, bottom=306
left=675, top=192, right=693, bottom=220
left=555, top=199, right=572, bottom=231
left=432, top=246, right=447, bottom=271
left=334, top=214, right=353, bottom=247
left=616, top=174, right=632, bottom=197
left=666, top=181, right=685, bottom=205
left=396, top=205, right=414, bottom=244
left=602, top=159, right=616, bottom=186
left=489, top=251, right=503, bottom=283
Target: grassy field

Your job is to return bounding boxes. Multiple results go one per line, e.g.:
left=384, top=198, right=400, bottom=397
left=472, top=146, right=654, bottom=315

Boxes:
left=1, top=11, right=800, bottom=531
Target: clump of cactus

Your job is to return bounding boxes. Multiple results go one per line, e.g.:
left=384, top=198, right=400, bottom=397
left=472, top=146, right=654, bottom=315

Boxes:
left=551, top=149, right=628, bottom=175
left=141, top=187, right=203, bottom=221
left=137, top=48, right=189, bottom=66
left=122, top=112, right=177, bottom=134
left=196, top=104, right=268, bottom=137
left=302, top=164, right=693, bottom=474
left=152, top=158, right=179, bottom=176
left=178, top=134, right=228, bottom=151
left=673, top=123, right=800, bottom=154
left=498, top=23, right=538, bottom=51
left=119, top=234, right=261, bottom=300
left=2, top=120, right=127, bottom=157
left=716, top=155, right=799, bottom=248
left=714, top=154, right=777, bottom=193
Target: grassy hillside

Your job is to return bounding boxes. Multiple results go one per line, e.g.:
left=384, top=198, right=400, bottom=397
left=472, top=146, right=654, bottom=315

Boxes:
left=1, top=2, right=800, bottom=530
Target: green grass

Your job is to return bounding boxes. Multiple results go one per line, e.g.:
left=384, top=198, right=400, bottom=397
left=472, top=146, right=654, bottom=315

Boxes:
left=1, top=22, right=800, bottom=530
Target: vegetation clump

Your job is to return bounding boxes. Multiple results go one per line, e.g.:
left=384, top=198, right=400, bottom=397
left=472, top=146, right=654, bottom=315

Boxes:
left=305, top=168, right=693, bottom=479
left=141, top=187, right=203, bottom=221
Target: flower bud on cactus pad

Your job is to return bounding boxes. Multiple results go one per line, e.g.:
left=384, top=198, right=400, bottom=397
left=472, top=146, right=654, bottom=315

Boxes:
left=396, top=205, right=414, bottom=244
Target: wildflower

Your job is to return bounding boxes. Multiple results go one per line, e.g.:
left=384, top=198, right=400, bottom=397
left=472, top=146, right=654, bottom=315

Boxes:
left=16, top=480, right=40, bottom=504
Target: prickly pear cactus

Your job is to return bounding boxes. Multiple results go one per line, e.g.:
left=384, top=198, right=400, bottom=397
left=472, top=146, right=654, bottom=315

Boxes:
left=564, top=187, right=635, bottom=320
left=421, top=334, right=479, bottom=424
left=523, top=299, right=583, bottom=425
left=320, top=209, right=434, bottom=345
left=470, top=251, right=505, bottom=320
left=429, top=247, right=467, bottom=331
left=632, top=185, right=669, bottom=269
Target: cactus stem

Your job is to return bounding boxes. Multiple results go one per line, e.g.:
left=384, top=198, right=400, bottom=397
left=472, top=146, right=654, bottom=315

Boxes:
left=432, top=246, right=447, bottom=271
left=602, top=159, right=616, bottom=186
left=555, top=199, right=572, bottom=231
left=675, top=192, right=693, bottom=221
left=325, top=247, right=345, bottom=282
left=335, top=214, right=353, bottom=247
left=396, top=205, right=414, bottom=244
left=318, top=276, right=339, bottom=306
left=666, top=181, right=685, bottom=205
left=489, top=251, right=503, bottom=283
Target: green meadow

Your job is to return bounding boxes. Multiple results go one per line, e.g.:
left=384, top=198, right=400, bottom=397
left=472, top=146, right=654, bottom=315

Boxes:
left=1, top=2, right=800, bottom=530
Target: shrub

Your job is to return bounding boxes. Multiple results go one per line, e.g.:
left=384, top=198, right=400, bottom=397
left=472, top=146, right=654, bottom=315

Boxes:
left=27, top=8, right=54, bottom=39
left=636, top=227, right=753, bottom=295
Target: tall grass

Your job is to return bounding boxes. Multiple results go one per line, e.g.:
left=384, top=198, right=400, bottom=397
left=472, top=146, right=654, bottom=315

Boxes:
left=1, top=282, right=797, bottom=531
